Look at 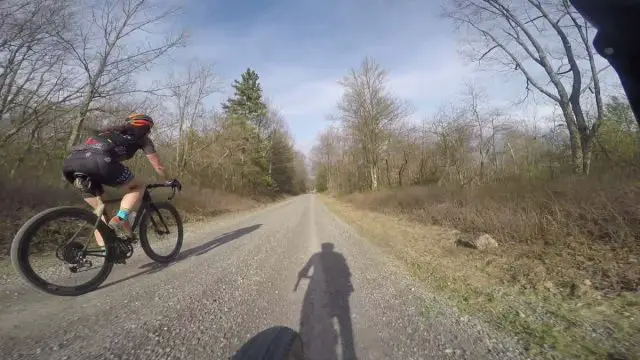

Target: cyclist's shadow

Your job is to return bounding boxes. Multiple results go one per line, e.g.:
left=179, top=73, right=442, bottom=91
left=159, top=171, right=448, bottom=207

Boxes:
left=99, top=224, right=262, bottom=290
left=296, top=242, right=356, bottom=360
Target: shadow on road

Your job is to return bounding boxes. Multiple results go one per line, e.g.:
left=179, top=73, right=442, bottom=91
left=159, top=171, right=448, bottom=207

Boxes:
left=172, top=224, right=262, bottom=261
left=295, top=242, right=357, bottom=360
left=99, top=224, right=262, bottom=290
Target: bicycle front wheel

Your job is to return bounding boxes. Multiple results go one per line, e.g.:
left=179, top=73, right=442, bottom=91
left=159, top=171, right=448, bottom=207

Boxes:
left=139, top=201, right=183, bottom=263
left=10, top=206, right=115, bottom=296
left=232, top=326, right=305, bottom=360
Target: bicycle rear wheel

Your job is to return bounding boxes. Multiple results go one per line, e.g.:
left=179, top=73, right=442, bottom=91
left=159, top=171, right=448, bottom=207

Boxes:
left=139, top=201, right=183, bottom=263
left=10, top=206, right=115, bottom=296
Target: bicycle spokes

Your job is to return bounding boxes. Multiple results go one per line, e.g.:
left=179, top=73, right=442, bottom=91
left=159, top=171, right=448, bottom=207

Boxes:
left=149, top=209, right=171, bottom=235
left=141, top=205, right=181, bottom=260
left=22, top=214, right=109, bottom=288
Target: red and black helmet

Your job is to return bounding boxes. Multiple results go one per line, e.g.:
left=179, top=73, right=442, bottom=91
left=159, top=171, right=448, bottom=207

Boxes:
left=126, top=113, right=154, bottom=128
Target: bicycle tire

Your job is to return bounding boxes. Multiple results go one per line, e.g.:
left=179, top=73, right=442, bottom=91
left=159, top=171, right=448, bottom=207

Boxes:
left=10, top=206, right=115, bottom=296
left=232, top=326, right=305, bottom=360
left=139, top=201, right=183, bottom=263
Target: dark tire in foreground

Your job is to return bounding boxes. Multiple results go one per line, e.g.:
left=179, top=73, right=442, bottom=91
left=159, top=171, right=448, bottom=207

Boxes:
left=232, top=326, right=305, bottom=360
left=139, top=201, right=183, bottom=263
left=10, top=206, right=115, bottom=296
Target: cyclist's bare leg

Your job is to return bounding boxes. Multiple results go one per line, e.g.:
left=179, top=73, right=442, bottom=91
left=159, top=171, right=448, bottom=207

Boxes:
left=83, top=196, right=107, bottom=247
left=118, top=177, right=144, bottom=214
left=107, top=178, right=144, bottom=238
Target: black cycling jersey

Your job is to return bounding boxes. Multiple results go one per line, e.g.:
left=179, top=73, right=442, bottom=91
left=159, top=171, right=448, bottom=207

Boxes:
left=73, top=125, right=156, bottom=161
left=63, top=124, right=157, bottom=196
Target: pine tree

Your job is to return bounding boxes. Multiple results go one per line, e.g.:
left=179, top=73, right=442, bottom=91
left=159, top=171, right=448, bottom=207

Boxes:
left=221, top=68, right=268, bottom=132
left=221, top=68, right=273, bottom=192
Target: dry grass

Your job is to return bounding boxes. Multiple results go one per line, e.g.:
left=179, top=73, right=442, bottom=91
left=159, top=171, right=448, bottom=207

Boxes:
left=173, top=187, right=262, bottom=221
left=322, top=173, right=640, bottom=359
left=0, top=178, right=265, bottom=258
left=345, top=174, right=640, bottom=295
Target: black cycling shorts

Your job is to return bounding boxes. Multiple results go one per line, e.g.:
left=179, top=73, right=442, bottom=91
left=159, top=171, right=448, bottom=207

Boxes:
left=62, top=150, right=134, bottom=197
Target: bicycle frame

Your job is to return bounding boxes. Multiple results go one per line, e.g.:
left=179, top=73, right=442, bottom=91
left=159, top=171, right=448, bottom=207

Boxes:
left=80, top=183, right=178, bottom=255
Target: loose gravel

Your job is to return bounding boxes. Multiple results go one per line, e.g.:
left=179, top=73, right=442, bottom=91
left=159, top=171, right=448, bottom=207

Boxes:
left=0, top=195, right=528, bottom=360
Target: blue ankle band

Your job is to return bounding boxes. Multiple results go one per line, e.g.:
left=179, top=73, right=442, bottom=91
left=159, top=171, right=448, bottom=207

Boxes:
left=116, top=209, right=130, bottom=220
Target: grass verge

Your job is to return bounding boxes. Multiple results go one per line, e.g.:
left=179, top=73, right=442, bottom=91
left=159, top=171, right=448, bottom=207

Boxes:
left=321, top=195, right=639, bottom=360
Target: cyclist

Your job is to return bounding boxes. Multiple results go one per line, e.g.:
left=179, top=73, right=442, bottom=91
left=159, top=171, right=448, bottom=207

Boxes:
left=62, top=113, right=176, bottom=249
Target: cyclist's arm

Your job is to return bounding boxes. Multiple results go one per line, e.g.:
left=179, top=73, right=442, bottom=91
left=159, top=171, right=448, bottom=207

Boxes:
left=298, top=254, right=315, bottom=278
left=140, top=136, right=169, bottom=180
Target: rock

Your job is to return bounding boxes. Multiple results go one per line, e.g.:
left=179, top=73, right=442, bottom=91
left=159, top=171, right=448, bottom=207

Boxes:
left=607, top=351, right=629, bottom=360
left=455, top=233, right=498, bottom=250
left=570, top=280, right=591, bottom=298
left=474, top=234, right=498, bottom=249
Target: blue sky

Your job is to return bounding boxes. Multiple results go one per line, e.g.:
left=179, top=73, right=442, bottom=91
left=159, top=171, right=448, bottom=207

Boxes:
left=144, top=0, right=605, bottom=154
left=144, top=0, right=478, bottom=153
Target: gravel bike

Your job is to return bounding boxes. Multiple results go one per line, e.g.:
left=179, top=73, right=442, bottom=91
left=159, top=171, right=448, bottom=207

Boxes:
left=10, top=177, right=184, bottom=296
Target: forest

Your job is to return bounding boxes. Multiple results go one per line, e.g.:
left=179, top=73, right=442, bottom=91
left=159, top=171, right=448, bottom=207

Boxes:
left=307, top=1, right=639, bottom=355
left=0, top=0, right=308, bottom=256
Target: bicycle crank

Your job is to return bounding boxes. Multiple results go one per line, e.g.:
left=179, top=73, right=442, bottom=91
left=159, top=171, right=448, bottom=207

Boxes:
left=111, top=239, right=135, bottom=264
left=68, top=258, right=93, bottom=273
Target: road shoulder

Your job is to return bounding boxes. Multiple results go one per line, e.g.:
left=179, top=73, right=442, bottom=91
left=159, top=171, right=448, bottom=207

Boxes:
left=320, top=195, right=639, bottom=360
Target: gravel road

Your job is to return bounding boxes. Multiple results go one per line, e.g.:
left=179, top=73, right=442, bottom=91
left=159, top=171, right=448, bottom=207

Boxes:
left=0, top=195, right=528, bottom=360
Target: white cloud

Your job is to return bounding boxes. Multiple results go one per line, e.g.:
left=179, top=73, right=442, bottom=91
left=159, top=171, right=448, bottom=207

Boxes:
left=270, top=80, right=342, bottom=119
left=131, top=0, right=497, bottom=154
left=254, top=45, right=477, bottom=153
left=388, top=60, right=472, bottom=114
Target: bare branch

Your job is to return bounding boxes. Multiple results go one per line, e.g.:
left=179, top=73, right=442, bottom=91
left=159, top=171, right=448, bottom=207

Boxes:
left=63, top=0, right=186, bottom=150
left=450, top=12, right=560, bottom=102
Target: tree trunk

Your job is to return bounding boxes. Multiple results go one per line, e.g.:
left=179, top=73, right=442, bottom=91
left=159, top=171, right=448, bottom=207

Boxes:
left=506, top=141, right=517, bottom=175
left=398, top=157, right=407, bottom=187
left=38, top=156, right=50, bottom=177
left=582, top=137, right=593, bottom=175
left=385, top=158, right=391, bottom=187
left=418, top=156, right=425, bottom=184
left=179, top=135, right=190, bottom=176
left=175, top=138, right=181, bottom=174
left=66, top=97, right=92, bottom=151
left=370, top=163, right=378, bottom=191
left=558, top=102, right=584, bottom=174
left=175, top=112, right=185, bottom=176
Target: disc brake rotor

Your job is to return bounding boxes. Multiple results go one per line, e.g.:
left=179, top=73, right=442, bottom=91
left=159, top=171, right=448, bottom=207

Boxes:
left=56, top=242, right=85, bottom=264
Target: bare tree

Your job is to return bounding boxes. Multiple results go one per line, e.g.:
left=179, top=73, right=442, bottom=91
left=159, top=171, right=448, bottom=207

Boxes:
left=0, top=0, right=78, bottom=147
left=336, top=57, right=409, bottom=191
left=430, top=106, right=476, bottom=186
left=461, top=82, right=507, bottom=182
left=62, top=0, right=186, bottom=150
left=444, top=0, right=607, bottom=174
left=166, top=61, right=220, bottom=177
